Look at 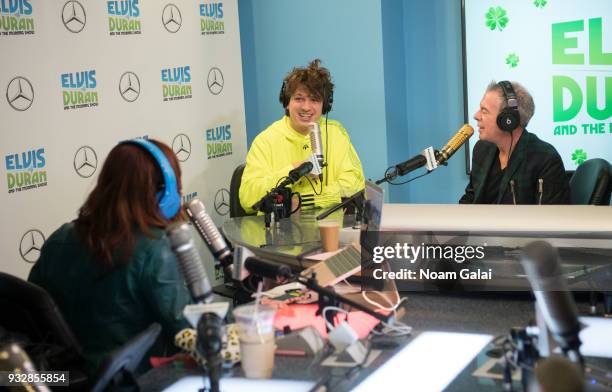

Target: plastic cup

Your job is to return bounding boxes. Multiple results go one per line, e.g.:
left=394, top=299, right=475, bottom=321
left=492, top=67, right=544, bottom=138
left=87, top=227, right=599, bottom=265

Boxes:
left=318, top=220, right=340, bottom=252
left=233, top=304, right=277, bottom=379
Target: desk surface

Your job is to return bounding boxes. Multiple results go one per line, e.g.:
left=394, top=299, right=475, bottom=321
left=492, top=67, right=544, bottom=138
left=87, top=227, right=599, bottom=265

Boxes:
left=139, top=292, right=541, bottom=392
left=381, top=204, right=612, bottom=233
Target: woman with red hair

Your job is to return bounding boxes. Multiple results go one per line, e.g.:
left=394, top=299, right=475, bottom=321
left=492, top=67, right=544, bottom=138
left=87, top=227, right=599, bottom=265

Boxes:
left=29, top=139, right=191, bottom=375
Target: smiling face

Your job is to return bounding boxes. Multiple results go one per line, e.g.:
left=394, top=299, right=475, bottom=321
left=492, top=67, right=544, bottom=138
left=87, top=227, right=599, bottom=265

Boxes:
left=287, top=85, right=323, bottom=134
left=474, top=90, right=505, bottom=144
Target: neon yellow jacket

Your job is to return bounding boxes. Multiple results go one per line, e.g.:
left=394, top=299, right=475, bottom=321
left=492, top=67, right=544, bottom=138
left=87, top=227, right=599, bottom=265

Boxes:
left=239, top=116, right=365, bottom=214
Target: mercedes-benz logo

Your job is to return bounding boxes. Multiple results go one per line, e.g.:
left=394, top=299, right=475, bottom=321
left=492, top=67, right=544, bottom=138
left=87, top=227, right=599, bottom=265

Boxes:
left=162, top=4, right=182, bottom=33
left=73, top=145, right=98, bottom=178
left=172, top=133, right=191, bottom=162
left=6, top=76, right=34, bottom=111
left=119, top=71, right=141, bottom=102
left=214, top=188, right=230, bottom=216
left=62, top=0, right=86, bottom=33
left=19, top=229, right=45, bottom=264
left=207, top=67, right=224, bottom=95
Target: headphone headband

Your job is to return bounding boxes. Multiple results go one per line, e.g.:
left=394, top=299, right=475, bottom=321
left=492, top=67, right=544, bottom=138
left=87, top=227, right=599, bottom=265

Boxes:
left=279, top=78, right=334, bottom=115
left=120, top=139, right=180, bottom=219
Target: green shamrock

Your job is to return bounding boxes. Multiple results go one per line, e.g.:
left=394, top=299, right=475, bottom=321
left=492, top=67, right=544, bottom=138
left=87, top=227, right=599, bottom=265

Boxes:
left=485, top=6, right=509, bottom=31
left=571, top=149, right=587, bottom=165
left=534, top=0, right=547, bottom=8
left=506, top=53, right=520, bottom=68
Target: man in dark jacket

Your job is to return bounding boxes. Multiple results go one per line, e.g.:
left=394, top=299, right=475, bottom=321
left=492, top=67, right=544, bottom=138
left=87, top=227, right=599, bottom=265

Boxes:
left=459, top=81, right=570, bottom=205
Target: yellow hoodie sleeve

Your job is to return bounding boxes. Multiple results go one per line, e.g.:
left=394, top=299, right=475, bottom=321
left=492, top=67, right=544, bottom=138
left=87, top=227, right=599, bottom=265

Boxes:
left=239, top=134, right=294, bottom=214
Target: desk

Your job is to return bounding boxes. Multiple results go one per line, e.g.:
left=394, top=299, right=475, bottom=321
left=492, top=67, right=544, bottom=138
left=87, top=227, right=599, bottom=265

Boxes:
left=221, top=211, right=360, bottom=268
left=139, top=292, right=541, bottom=392
left=156, top=205, right=611, bottom=391
left=221, top=205, right=612, bottom=291
left=223, top=205, right=612, bottom=257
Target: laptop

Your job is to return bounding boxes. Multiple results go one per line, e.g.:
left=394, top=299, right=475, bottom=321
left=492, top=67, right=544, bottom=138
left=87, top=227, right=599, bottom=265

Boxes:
left=301, top=181, right=385, bottom=287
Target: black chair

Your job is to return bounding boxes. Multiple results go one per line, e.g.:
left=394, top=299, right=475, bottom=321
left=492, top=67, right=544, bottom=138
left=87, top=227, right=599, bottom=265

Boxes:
left=90, top=323, right=161, bottom=392
left=0, top=272, right=88, bottom=388
left=569, top=158, right=612, bottom=205
left=229, top=163, right=255, bottom=217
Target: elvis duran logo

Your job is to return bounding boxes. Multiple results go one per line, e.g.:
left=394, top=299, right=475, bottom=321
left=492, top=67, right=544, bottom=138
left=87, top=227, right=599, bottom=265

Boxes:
left=206, top=124, right=232, bottom=159
left=161, top=66, right=192, bottom=101
left=107, top=0, right=141, bottom=36
left=0, top=0, right=34, bottom=35
left=5, top=148, right=47, bottom=194
left=61, top=70, right=98, bottom=110
left=200, top=1, right=224, bottom=35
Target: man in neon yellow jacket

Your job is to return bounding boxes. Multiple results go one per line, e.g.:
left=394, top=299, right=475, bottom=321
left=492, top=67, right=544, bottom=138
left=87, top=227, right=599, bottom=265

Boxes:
left=240, top=59, right=365, bottom=214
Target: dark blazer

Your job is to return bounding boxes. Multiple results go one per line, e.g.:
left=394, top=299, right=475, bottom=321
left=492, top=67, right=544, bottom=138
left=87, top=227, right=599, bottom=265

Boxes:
left=459, top=130, right=570, bottom=204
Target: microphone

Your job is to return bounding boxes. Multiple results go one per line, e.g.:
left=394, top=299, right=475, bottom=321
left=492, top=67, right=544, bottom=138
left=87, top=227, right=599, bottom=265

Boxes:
left=232, top=246, right=292, bottom=283
left=309, top=122, right=324, bottom=181
left=167, top=222, right=213, bottom=304
left=276, top=161, right=314, bottom=189
left=436, top=124, right=474, bottom=165
left=197, top=312, right=223, bottom=392
left=185, top=199, right=232, bottom=268
left=520, top=241, right=582, bottom=364
left=244, top=258, right=293, bottom=283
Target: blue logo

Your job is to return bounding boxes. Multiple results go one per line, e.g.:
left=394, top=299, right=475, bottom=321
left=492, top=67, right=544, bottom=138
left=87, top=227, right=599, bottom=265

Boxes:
left=161, top=66, right=192, bottom=101
left=200, top=1, right=224, bottom=35
left=5, top=147, right=47, bottom=194
left=0, top=0, right=34, bottom=35
left=107, top=0, right=141, bottom=35
left=206, top=124, right=232, bottom=159
left=61, top=70, right=99, bottom=110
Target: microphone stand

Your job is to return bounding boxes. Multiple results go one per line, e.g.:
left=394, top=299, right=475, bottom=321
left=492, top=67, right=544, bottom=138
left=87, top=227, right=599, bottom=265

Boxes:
left=315, top=189, right=364, bottom=223
left=296, top=273, right=391, bottom=332
left=375, top=147, right=441, bottom=185
left=253, top=186, right=294, bottom=229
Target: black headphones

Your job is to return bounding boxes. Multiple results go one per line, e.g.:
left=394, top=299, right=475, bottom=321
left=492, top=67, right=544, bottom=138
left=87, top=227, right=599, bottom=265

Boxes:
left=279, top=80, right=334, bottom=115
left=497, top=80, right=520, bottom=132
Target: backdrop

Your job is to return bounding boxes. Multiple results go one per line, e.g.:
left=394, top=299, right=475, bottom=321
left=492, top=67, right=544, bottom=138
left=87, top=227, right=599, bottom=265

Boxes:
left=1, top=0, right=247, bottom=282
left=464, top=0, right=611, bottom=169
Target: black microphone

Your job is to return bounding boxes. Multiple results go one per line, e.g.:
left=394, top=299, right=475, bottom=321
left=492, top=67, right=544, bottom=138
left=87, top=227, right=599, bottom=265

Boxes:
left=197, top=312, right=223, bottom=392
left=309, top=122, right=324, bottom=181
left=520, top=241, right=582, bottom=364
left=244, top=258, right=293, bottom=283
left=286, top=161, right=314, bottom=184
left=271, top=161, right=314, bottom=191
left=185, top=199, right=232, bottom=268
left=167, top=222, right=213, bottom=304
left=436, top=124, right=474, bottom=165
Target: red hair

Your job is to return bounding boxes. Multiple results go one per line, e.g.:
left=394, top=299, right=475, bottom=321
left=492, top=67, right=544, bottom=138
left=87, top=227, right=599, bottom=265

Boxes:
left=75, top=139, right=183, bottom=271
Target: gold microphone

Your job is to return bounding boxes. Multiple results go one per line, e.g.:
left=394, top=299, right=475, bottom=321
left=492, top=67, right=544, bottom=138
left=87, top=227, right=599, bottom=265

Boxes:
left=436, top=124, right=474, bottom=165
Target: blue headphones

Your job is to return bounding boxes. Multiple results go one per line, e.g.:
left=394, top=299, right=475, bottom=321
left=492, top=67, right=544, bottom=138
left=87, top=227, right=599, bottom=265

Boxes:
left=121, top=139, right=181, bottom=219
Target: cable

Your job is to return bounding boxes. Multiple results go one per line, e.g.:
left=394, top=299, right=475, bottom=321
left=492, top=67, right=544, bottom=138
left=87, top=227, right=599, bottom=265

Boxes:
left=361, top=291, right=412, bottom=336
left=304, top=175, right=323, bottom=196
left=322, top=306, right=350, bottom=331
left=324, top=114, right=329, bottom=187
